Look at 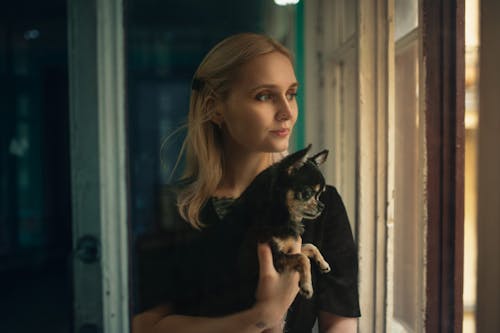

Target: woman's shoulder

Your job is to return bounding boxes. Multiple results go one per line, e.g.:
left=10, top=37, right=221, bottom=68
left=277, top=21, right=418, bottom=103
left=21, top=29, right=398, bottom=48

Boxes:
left=156, top=177, right=195, bottom=230
left=315, top=184, right=351, bottom=226
left=324, top=184, right=340, bottom=195
left=321, top=184, right=344, bottom=207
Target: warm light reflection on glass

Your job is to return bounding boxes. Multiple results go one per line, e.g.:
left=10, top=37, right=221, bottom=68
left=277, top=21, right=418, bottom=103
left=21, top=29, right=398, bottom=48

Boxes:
left=464, top=0, right=479, bottom=332
left=465, top=111, right=478, bottom=130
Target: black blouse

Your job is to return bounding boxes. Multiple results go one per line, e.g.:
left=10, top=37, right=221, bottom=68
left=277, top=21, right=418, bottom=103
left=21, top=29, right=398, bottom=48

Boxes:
left=134, top=184, right=360, bottom=332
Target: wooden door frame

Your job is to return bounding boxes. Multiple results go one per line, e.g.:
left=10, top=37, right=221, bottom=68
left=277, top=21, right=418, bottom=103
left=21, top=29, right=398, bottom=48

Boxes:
left=422, top=0, right=465, bottom=331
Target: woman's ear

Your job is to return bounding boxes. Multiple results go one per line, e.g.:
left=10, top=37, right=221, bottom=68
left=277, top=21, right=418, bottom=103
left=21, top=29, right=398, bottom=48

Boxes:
left=207, top=97, right=224, bottom=127
left=212, top=110, right=224, bottom=127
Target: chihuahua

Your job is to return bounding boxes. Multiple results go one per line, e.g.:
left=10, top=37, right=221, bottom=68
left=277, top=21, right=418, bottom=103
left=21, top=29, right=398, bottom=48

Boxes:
left=234, top=144, right=331, bottom=298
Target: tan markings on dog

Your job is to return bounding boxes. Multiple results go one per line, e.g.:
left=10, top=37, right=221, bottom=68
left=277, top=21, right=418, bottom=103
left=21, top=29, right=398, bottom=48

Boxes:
left=301, top=243, right=331, bottom=273
left=273, top=240, right=318, bottom=298
left=286, top=190, right=302, bottom=222
left=273, top=236, right=300, bottom=254
left=281, top=253, right=313, bottom=298
left=314, top=185, right=320, bottom=192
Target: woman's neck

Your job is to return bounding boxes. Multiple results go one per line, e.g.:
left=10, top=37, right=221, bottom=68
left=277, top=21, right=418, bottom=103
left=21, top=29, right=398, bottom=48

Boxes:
left=215, top=150, right=272, bottom=198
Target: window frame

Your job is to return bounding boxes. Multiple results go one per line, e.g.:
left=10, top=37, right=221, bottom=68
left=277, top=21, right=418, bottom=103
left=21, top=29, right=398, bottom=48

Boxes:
left=303, top=0, right=465, bottom=331
left=68, top=0, right=129, bottom=331
left=304, top=0, right=394, bottom=331
left=422, top=0, right=465, bottom=331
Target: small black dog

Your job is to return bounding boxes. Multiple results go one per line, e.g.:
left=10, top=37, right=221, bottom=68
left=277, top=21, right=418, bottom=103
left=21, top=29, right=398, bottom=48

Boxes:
left=234, top=144, right=331, bottom=298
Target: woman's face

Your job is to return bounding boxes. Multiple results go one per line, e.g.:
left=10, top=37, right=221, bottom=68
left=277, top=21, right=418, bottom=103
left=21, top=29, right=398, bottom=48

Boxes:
left=218, top=51, right=298, bottom=154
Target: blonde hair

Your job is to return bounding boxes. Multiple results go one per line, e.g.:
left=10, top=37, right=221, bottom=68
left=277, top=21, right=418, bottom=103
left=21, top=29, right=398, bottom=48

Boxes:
left=175, top=33, right=293, bottom=229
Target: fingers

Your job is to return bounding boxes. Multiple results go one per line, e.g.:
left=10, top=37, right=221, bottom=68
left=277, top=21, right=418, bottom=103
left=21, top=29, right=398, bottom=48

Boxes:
left=257, top=242, right=275, bottom=275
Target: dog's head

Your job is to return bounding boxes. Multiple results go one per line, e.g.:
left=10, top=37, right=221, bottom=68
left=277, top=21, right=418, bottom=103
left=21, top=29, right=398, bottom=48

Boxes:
left=276, top=144, right=329, bottom=223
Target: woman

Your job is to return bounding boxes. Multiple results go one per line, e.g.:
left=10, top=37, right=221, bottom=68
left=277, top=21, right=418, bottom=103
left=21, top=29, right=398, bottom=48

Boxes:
left=133, top=33, right=360, bottom=333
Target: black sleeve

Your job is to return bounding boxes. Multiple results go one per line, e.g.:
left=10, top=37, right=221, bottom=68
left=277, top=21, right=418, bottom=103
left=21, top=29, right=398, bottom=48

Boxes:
left=134, top=233, right=181, bottom=313
left=316, top=186, right=361, bottom=317
left=133, top=184, right=186, bottom=314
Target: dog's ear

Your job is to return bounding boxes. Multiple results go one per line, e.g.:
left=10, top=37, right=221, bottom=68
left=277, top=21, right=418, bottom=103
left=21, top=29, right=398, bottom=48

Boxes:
left=281, top=144, right=312, bottom=175
left=309, top=149, right=329, bottom=166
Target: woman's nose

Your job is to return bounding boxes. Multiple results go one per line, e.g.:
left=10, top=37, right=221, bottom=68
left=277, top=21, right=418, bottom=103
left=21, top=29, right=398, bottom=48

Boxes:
left=275, top=96, right=293, bottom=121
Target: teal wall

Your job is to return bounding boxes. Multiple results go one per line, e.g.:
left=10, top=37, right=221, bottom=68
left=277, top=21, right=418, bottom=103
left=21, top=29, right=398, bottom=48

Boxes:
left=294, top=1, right=305, bottom=150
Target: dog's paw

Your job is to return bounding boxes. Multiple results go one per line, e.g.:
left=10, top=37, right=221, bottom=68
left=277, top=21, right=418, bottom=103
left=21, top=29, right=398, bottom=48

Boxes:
left=319, top=261, right=331, bottom=273
left=299, top=281, right=313, bottom=299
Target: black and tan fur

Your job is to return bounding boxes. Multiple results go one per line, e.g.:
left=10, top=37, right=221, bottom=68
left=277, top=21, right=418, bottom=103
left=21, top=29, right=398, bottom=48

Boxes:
left=234, top=144, right=331, bottom=298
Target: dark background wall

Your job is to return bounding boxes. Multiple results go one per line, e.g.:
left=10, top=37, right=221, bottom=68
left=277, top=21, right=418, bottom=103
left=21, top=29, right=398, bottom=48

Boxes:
left=0, top=0, right=298, bottom=331
left=0, top=0, right=72, bottom=332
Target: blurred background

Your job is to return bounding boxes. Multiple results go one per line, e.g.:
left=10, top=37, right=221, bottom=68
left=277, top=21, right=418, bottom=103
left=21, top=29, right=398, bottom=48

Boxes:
left=0, top=0, right=495, bottom=332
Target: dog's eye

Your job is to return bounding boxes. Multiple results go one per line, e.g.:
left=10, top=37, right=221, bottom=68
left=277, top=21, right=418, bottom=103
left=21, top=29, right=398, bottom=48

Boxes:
left=302, top=188, right=313, bottom=200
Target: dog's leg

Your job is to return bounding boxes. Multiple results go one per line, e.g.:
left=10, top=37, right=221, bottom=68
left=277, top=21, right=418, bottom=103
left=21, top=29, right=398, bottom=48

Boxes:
left=301, top=243, right=331, bottom=273
left=271, top=237, right=315, bottom=298
left=278, top=253, right=313, bottom=298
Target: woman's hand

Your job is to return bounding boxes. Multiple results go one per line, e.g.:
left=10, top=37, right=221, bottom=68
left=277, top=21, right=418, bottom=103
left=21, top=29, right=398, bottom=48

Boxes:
left=133, top=239, right=304, bottom=333
left=253, top=238, right=302, bottom=330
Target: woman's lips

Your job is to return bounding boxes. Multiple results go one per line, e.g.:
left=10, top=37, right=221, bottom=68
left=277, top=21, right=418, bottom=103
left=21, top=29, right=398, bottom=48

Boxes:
left=270, top=128, right=290, bottom=137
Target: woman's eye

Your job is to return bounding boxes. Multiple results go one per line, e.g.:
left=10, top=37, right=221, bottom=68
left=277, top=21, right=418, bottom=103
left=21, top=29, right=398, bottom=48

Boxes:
left=256, top=91, right=297, bottom=102
left=256, top=93, right=272, bottom=101
left=286, top=92, right=298, bottom=101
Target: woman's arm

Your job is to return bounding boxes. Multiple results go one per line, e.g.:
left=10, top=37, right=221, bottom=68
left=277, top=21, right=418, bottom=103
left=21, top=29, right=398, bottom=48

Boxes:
left=133, top=243, right=300, bottom=333
left=133, top=303, right=276, bottom=333
left=319, top=311, right=357, bottom=333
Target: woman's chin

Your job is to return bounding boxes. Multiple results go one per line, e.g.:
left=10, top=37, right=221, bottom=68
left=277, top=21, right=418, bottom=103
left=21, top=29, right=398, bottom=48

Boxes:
left=267, top=141, right=290, bottom=153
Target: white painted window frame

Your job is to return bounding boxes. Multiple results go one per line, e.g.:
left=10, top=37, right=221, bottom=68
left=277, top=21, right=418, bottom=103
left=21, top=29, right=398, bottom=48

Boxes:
left=304, top=0, right=395, bottom=331
left=393, top=23, right=427, bottom=333
left=68, top=0, right=129, bottom=332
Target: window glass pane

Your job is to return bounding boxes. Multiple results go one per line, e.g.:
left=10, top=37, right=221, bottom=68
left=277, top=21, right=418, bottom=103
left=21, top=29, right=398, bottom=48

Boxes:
left=393, top=40, right=423, bottom=332
left=344, top=0, right=356, bottom=40
left=395, top=0, right=418, bottom=40
left=463, top=1, right=479, bottom=331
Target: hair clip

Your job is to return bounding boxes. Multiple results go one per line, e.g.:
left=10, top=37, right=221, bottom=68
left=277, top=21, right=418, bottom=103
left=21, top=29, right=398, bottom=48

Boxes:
left=191, top=77, right=205, bottom=91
